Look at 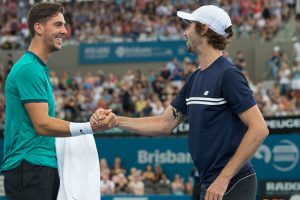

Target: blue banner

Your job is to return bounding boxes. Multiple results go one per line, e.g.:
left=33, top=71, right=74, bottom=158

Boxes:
left=0, top=134, right=299, bottom=181
left=96, top=137, right=193, bottom=181
left=252, top=134, right=300, bottom=180
left=78, top=41, right=195, bottom=64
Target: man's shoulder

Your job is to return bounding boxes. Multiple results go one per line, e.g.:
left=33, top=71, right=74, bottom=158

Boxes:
left=12, top=57, right=43, bottom=78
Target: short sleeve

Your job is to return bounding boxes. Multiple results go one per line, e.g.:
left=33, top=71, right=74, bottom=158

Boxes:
left=222, top=68, right=256, bottom=114
left=171, top=76, right=192, bottom=115
left=15, top=64, right=48, bottom=103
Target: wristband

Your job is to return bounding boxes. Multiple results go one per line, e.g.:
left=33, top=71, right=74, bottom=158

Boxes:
left=69, top=122, right=94, bottom=136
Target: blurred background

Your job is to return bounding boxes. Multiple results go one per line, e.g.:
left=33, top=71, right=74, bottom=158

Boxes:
left=0, top=0, right=300, bottom=200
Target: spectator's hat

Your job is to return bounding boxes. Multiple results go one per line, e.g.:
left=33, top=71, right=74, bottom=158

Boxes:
left=273, top=46, right=280, bottom=52
left=177, top=5, right=232, bottom=37
left=183, top=57, right=192, bottom=63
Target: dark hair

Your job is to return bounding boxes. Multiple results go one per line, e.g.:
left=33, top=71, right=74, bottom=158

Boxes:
left=194, top=22, right=233, bottom=50
left=27, top=2, right=64, bottom=38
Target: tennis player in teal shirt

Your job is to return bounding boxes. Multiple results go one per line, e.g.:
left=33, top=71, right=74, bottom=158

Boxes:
left=1, top=2, right=116, bottom=200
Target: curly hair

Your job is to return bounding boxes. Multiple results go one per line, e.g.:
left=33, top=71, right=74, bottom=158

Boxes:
left=194, top=22, right=233, bottom=50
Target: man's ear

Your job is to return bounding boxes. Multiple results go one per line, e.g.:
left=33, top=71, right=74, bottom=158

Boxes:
left=202, top=24, right=209, bottom=35
left=34, top=23, right=43, bottom=35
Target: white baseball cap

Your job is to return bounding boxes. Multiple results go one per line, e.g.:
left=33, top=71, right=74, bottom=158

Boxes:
left=177, top=5, right=232, bottom=37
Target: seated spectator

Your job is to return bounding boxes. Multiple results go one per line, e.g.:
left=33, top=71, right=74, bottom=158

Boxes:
left=149, top=94, right=164, bottom=116
left=171, top=174, right=185, bottom=195
left=128, top=170, right=144, bottom=195
left=278, top=62, right=291, bottom=95
left=100, top=173, right=115, bottom=195
left=143, top=164, right=155, bottom=181
left=100, top=158, right=110, bottom=179
left=185, top=176, right=193, bottom=195
left=111, top=156, right=126, bottom=177
left=153, top=164, right=164, bottom=183
left=156, top=174, right=171, bottom=194
left=114, top=173, right=128, bottom=195
left=143, top=164, right=155, bottom=194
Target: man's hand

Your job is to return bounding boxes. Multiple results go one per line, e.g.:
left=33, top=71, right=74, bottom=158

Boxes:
left=204, top=174, right=230, bottom=200
left=90, top=108, right=117, bottom=132
left=90, top=108, right=111, bottom=124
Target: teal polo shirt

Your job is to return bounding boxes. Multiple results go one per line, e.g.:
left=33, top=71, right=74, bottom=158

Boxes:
left=1, top=51, right=57, bottom=171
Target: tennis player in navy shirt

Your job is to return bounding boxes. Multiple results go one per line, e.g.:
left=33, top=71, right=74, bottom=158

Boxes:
left=92, top=5, right=269, bottom=200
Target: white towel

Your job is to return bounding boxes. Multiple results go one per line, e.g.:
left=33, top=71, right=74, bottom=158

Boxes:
left=56, top=135, right=101, bottom=200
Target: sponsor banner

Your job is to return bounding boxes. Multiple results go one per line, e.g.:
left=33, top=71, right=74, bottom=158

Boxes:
left=253, top=134, right=300, bottom=179
left=0, top=135, right=299, bottom=181
left=265, top=116, right=300, bottom=134
left=95, top=137, right=193, bottom=181
left=259, top=180, right=300, bottom=200
left=78, top=41, right=195, bottom=64
left=172, top=116, right=300, bottom=135
left=95, top=134, right=300, bottom=181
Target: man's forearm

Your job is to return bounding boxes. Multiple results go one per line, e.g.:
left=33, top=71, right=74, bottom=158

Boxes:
left=219, top=128, right=268, bottom=180
left=116, top=116, right=172, bottom=136
left=34, top=117, right=71, bottom=137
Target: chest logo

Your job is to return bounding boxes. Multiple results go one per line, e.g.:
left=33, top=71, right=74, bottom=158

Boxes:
left=203, top=91, right=209, bottom=96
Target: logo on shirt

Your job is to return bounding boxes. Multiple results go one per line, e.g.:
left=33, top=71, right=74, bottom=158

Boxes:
left=80, top=129, right=85, bottom=134
left=203, top=91, right=209, bottom=96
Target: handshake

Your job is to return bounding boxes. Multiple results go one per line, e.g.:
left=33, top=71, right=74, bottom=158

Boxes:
left=89, top=108, right=117, bottom=132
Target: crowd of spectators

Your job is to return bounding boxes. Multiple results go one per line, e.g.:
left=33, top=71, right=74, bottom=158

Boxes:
left=1, top=0, right=300, bottom=49
left=1, top=47, right=300, bottom=135
left=99, top=156, right=192, bottom=195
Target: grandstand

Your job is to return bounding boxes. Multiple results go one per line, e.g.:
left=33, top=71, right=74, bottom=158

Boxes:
left=0, top=0, right=300, bottom=200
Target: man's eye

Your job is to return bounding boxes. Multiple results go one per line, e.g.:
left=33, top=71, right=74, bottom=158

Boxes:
left=181, top=19, right=191, bottom=29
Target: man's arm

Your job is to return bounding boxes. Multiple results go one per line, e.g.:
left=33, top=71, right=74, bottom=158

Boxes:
left=114, top=105, right=185, bottom=136
left=205, top=105, right=269, bottom=200
left=25, top=102, right=116, bottom=137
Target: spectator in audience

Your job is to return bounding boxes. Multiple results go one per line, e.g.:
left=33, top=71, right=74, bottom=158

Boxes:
left=101, top=172, right=115, bottom=195
left=153, top=164, right=164, bottom=184
left=111, top=156, right=126, bottom=177
left=185, top=176, right=193, bottom=196
left=267, top=46, right=281, bottom=79
left=171, top=174, right=185, bottom=195
left=150, top=94, right=165, bottom=116
left=291, top=58, right=300, bottom=90
left=0, top=0, right=298, bottom=46
left=143, top=164, right=155, bottom=182
left=142, top=164, right=155, bottom=194
left=128, top=170, right=144, bottom=195
left=160, top=64, right=172, bottom=81
left=278, top=61, right=292, bottom=95
left=157, top=174, right=171, bottom=194
left=100, top=158, right=111, bottom=179
left=114, top=173, right=128, bottom=195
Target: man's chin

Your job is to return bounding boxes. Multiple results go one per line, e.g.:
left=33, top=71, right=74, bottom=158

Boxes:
left=51, top=45, right=62, bottom=52
left=187, top=46, right=193, bottom=54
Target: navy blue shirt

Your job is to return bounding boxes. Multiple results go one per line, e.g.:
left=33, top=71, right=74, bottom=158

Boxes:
left=171, top=56, right=256, bottom=187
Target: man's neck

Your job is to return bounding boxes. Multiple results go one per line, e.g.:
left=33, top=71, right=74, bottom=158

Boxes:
left=28, top=39, right=51, bottom=64
left=198, top=48, right=222, bottom=71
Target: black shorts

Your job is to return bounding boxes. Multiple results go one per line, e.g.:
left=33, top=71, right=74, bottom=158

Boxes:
left=200, top=168, right=257, bottom=200
left=3, top=160, right=59, bottom=200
